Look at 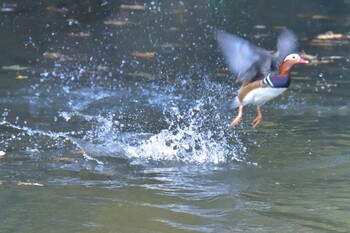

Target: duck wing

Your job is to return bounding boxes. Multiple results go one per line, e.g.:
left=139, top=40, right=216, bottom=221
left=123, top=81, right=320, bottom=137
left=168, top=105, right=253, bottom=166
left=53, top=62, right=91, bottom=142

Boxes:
left=273, top=29, right=299, bottom=70
left=216, top=30, right=273, bottom=83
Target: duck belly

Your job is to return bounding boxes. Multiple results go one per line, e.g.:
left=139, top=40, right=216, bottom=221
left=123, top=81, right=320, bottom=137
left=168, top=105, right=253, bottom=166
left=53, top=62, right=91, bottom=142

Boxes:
left=242, top=87, right=287, bottom=106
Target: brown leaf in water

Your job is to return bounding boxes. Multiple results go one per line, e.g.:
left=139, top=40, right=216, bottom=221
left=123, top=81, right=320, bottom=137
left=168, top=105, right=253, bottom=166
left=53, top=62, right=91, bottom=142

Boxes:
left=17, top=182, right=44, bottom=187
left=316, top=31, right=343, bottom=40
left=16, top=75, right=28, bottom=80
left=120, top=4, right=146, bottom=10
left=312, top=15, right=330, bottom=20
left=52, top=157, right=74, bottom=163
left=297, top=13, right=330, bottom=20
left=67, top=32, right=92, bottom=38
left=300, top=51, right=339, bottom=65
left=74, top=150, right=86, bottom=155
left=126, top=72, right=156, bottom=80
left=297, top=13, right=310, bottom=18
left=0, top=151, right=5, bottom=158
left=43, top=52, right=78, bottom=62
left=46, top=5, right=68, bottom=13
left=316, top=83, right=337, bottom=88
left=300, top=50, right=317, bottom=61
left=2, top=65, right=30, bottom=71
left=43, top=52, right=64, bottom=59
left=104, top=19, right=129, bottom=26
left=0, top=180, right=3, bottom=186
left=130, top=52, right=156, bottom=58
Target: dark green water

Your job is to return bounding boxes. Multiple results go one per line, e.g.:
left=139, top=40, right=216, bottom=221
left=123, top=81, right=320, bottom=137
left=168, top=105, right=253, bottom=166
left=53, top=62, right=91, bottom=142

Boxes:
left=1, top=1, right=350, bottom=232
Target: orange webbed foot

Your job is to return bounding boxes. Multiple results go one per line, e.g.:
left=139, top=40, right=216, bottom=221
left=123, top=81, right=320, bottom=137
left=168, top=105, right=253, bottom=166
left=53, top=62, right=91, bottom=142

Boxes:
left=230, top=105, right=243, bottom=127
left=252, top=105, right=262, bottom=128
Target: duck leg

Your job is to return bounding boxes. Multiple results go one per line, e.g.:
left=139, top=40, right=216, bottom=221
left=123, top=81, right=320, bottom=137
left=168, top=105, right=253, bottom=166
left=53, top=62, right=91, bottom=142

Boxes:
left=252, top=105, right=262, bottom=128
left=230, top=104, right=243, bottom=127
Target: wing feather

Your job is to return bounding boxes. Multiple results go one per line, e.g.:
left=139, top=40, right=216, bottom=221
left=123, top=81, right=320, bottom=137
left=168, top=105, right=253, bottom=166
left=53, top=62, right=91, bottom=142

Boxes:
left=216, top=30, right=273, bottom=82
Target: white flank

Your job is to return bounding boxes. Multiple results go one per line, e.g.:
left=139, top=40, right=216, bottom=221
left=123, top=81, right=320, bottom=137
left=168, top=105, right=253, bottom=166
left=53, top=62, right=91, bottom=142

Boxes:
left=242, top=87, right=287, bottom=106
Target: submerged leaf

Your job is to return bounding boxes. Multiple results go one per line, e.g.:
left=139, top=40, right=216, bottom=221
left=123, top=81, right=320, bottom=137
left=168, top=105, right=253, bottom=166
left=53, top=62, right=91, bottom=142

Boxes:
left=46, top=5, right=68, bottom=13
left=16, top=75, right=28, bottom=80
left=130, top=52, right=156, bottom=58
left=17, top=182, right=44, bottom=187
left=120, top=4, right=146, bottom=10
left=126, top=72, right=156, bottom=80
left=300, top=51, right=341, bottom=65
left=52, top=157, right=74, bottom=163
left=316, top=31, right=343, bottom=40
left=312, top=15, right=330, bottom=20
left=104, top=19, right=129, bottom=26
left=67, top=32, right=91, bottom=38
left=2, top=65, right=30, bottom=71
left=310, top=32, right=350, bottom=46
left=43, top=52, right=79, bottom=62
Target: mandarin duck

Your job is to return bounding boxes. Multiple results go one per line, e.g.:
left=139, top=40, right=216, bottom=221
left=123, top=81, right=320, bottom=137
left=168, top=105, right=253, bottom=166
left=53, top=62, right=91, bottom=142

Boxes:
left=216, top=29, right=308, bottom=128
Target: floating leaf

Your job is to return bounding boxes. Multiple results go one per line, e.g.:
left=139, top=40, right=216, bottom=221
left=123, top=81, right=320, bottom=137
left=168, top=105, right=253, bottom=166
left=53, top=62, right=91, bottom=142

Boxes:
left=300, top=51, right=340, bottom=65
left=0, top=180, right=3, bottom=186
left=74, top=150, right=86, bottom=155
left=104, top=19, right=129, bottom=26
left=297, top=14, right=330, bottom=20
left=130, top=52, right=156, bottom=58
left=52, top=157, right=74, bottom=163
left=17, top=182, right=44, bottom=187
left=120, top=4, right=146, bottom=10
left=316, top=83, right=337, bottom=88
left=316, top=31, right=343, bottom=40
left=300, top=51, right=317, bottom=61
left=16, top=75, right=28, bottom=80
left=310, top=40, right=339, bottom=47
left=312, top=15, right=330, bottom=20
left=46, top=5, right=68, bottom=13
left=43, top=52, right=64, bottom=59
left=126, top=72, right=156, bottom=80
left=2, top=65, right=30, bottom=71
left=67, top=32, right=91, bottom=38
left=43, top=52, right=78, bottom=62
left=310, top=32, right=350, bottom=47
left=0, top=151, right=5, bottom=158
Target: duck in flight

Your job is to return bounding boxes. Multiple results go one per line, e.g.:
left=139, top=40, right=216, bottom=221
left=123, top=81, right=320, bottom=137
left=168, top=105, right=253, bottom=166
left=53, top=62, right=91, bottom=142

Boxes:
left=216, top=29, right=309, bottom=128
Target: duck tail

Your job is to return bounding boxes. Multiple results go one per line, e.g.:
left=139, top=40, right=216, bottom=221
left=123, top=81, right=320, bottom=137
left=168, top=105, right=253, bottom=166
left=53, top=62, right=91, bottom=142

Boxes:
left=222, top=97, right=240, bottom=111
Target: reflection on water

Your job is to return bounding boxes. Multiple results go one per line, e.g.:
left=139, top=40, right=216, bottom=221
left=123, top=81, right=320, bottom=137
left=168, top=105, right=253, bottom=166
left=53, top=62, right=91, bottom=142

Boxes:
left=1, top=0, right=350, bottom=232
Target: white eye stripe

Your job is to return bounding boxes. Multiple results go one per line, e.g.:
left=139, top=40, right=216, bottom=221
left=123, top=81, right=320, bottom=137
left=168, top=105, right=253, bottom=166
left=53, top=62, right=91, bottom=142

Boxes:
left=284, top=53, right=300, bottom=61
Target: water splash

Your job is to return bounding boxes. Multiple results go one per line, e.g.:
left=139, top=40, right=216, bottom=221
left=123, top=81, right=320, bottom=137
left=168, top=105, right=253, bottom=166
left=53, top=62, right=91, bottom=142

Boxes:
left=1, top=73, right=245, bottom=165
left=125, top=103, right=239, bottom=164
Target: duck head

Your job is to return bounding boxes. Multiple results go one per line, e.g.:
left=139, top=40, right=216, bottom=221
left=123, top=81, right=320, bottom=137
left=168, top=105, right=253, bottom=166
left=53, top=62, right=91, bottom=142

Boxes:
left=280, top=53, right=308, bottom=76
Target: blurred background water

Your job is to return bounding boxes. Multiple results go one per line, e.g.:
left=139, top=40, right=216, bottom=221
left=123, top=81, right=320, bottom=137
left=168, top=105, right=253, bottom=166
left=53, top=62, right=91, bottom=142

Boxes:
left=1, top=0, right=350, bottom=232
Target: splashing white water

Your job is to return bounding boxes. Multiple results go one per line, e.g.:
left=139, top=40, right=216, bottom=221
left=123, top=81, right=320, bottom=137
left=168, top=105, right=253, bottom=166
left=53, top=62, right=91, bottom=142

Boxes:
left=124, top=101, right=240, bottom=164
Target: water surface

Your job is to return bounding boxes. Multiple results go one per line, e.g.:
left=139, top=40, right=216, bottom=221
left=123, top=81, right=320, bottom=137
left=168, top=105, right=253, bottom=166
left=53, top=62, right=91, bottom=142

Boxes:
left=1, top=1, right=350, bottom=232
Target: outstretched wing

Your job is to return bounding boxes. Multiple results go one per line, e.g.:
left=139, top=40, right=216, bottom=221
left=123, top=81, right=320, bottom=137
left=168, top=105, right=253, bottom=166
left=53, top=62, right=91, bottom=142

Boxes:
left=274, top=29, right=299, bottom=69
left=216, top=30, right=273, bottom=82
